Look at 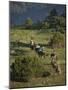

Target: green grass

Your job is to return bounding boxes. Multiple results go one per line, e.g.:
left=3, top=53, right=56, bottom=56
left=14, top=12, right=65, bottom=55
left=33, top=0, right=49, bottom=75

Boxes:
left=10, top=29, right=66, bottom=88
left=10, top=29, right=52, bottom=44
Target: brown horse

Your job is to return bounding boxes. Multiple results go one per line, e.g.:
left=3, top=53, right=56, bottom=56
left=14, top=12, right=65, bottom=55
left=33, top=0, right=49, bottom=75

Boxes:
left=51, top=53, right=61, bottom=74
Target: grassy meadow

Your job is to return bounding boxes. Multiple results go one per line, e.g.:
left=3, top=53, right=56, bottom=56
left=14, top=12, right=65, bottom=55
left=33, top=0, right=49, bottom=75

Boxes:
left=10, top=29, right=66, bottom=88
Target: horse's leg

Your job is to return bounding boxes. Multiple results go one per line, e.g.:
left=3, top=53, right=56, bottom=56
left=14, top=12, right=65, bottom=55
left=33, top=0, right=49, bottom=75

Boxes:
left=41, top=52, right=45, bottom=59
left=43, top=53, right=45, bottom=58
left=51, top=64, right=56, bottom=75
left=41, top=52, right=43, bottom=59
left=41, top=55, right=43, bottom=59
left=51, top=61, right=57, bottom=75
left=57, top=64, right=61, bottom=74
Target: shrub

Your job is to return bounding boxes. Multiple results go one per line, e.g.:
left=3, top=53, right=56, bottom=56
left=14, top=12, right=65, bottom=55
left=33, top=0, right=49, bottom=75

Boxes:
left=10, top=56, right=32, bottom=82
left=10, top=56, right=49, bottom=82
left=49, top=32, right=65, bottom=48
left=25, top=56, right=47, bottom=77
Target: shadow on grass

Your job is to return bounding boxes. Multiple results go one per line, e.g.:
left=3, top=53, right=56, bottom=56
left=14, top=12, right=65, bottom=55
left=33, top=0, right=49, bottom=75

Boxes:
left=10, top=41, right=50, bottom=48
left=10, top=41, right=30, bottom=48
left=42, top=71, right=50, bottom=77
left=38, top=43, right=50, bottom=48
left=10, top=71, right=51, bottom=82
left=10, top=48, right=29, bottom=56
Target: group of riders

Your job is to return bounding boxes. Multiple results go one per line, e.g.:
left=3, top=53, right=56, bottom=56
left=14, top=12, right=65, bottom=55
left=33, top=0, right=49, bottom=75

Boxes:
left=30, top=37, right=61, bottom=75
left=30, top=40, right=45, bottom=57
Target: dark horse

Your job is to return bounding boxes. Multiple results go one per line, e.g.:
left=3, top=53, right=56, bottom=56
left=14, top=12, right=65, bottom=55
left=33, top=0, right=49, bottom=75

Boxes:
left=37, top=51, right=46, bottom=58
left=30, top=42, right=48, bottom=58
left=35, top=46, right=47, bottom=58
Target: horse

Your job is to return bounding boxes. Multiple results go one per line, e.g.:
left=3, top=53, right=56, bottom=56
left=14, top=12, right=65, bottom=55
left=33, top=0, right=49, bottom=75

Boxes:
left=30, top=40, right=36, bottom=50
left=51, top=53, right=61, bottom=74
left=37, top=51, right=46, bottom=58
left=35, top=46, right=47, bottom=58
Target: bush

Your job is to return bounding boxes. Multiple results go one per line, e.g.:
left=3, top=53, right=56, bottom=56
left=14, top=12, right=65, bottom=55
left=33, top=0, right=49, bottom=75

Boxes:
left=30, top=56, right=45, bottom=77
left=10, top=56, right=49, bottom=82
left=49, top=32, right=65, bottom=48
left=10, top=56, right=32, bottom=82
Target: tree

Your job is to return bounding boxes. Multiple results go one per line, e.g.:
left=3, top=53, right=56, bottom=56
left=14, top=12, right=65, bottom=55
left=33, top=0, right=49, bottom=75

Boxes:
left=61, top=11, right=66, bottom=17
left=35, top=20, right=42, bottom=29
left=49, top=8, right=58, bottom=16
left=41, top=21, right=49, bottom=29
left=45, top=8, right=66, bottom=33
left=54, top=16, right=66, bottom=33
left=45, top=8, right=58, bottom=29
left=24, top=17, right=33, bottom=29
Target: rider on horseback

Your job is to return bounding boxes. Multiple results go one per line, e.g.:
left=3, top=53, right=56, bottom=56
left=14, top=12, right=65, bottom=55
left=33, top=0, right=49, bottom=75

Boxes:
left=50, top=49, right=61, bottom=74
left=30, top=36, right=36, bottom=50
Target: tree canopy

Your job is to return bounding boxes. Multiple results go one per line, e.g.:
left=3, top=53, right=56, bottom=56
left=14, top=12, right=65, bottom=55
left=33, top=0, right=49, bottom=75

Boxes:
left=24, top=18, right=33, bottom=29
